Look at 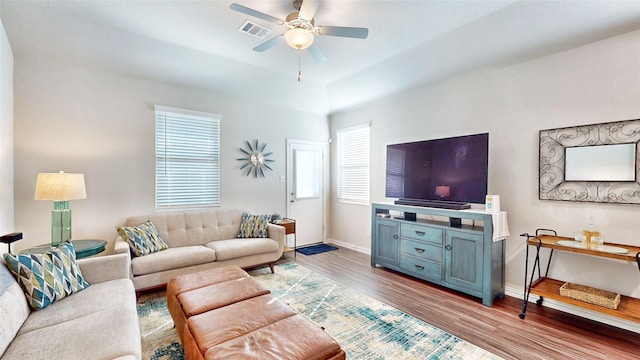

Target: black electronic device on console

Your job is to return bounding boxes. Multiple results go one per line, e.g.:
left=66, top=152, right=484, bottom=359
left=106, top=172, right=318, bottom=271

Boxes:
left=394, top=198, right=471, bottom=210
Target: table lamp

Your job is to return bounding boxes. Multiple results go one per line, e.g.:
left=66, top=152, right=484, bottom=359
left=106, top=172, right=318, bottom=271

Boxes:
left=34, top=171, right=86, bottom=247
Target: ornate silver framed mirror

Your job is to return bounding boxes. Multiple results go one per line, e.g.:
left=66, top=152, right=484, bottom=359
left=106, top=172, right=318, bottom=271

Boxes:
left=539, top=119, right=640, bottom=204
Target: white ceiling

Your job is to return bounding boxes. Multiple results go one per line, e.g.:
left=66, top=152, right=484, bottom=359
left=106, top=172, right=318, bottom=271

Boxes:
left=2, top=0, right=640, bottom=115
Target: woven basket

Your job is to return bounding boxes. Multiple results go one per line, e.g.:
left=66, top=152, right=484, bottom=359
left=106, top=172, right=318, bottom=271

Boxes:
left=559, top=282, right=621, bottom=310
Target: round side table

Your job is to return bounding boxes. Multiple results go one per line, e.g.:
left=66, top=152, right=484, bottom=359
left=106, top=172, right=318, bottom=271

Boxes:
left=20, top=239, right=107, bottom=259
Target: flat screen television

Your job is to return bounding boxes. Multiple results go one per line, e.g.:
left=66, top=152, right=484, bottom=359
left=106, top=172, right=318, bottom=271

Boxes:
left=385, top=133, right=489, bottom=207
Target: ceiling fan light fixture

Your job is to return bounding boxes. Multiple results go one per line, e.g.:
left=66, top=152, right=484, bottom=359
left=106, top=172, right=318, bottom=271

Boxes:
left=285, top=28, right=314, bottom=50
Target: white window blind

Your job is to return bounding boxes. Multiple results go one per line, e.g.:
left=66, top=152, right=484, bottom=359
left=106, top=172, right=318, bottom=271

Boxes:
left=155, top=106, right=220, bottom=209
left=337, top=124, right=370, bottom=204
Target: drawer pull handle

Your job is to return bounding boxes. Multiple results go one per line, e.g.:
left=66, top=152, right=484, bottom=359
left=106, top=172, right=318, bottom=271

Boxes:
left=445, top=244, right=452, bottom=251
left=415, top=247, right=425, bottom=253
left=414, top=264, right=425, bottom=270
left=415, top=231, right=425, bottom=236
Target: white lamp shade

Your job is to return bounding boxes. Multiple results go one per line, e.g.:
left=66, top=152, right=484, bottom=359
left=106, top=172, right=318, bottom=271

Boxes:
left=285, top=28, right=314, bottom=50
left=35, top=172, right=87, bottom=201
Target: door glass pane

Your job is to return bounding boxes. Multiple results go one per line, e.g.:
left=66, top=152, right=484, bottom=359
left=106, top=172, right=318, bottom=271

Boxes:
left=295, top=149, right=320, bottom=199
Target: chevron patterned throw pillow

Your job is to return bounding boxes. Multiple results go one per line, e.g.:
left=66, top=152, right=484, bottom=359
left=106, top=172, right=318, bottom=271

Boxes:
left=237, top=213, right=270, bottom=238
left=117, top=221, right=168, bottom=257
left=3, top=241, right=90, bottom=310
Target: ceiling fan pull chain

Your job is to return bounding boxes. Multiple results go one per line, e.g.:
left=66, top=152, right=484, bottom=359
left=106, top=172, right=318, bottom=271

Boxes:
left=298, top=53, right=302, bottom=82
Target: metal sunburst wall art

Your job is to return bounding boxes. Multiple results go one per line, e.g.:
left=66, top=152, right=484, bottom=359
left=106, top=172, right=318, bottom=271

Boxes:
left=238, top=139, right=274, bottom=178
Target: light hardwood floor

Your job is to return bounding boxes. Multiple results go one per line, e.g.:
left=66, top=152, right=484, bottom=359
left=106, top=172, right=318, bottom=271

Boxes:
left=279, top=245, right=640, bottom=360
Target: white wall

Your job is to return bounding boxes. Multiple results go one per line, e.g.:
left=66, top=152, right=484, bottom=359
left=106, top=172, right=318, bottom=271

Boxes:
left=329, top=29, right=640, bottom=327
left=13, top=58, right=328, bottom=253
left=0, top=18, right=14, bottom=254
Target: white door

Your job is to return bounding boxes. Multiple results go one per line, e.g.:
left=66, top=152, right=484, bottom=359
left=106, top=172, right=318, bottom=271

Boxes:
left=287, top=139, right=324, bottom=248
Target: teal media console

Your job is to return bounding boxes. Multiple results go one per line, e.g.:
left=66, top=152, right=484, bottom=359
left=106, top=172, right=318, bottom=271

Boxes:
left=371, top=202, right=505, bottom=306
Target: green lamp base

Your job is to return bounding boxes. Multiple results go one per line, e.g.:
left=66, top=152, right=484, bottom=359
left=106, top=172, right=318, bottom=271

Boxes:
left=51, top=201, right=72, bottom=247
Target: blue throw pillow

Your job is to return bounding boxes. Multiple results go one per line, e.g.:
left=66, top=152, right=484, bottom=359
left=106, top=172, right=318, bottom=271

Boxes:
left=237, top=213, right=270, bottom=238
left=3, top=241, right=90, bottom=310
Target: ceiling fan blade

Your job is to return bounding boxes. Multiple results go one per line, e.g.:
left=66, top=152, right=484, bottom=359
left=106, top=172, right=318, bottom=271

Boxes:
left=308, top=43, right=327, bottom=63
left=317, top=26, right=368, bottom=39
left=230, top=3, right=284, bottom=25
left=298, top=0, right=319, bottom=21
left=253, top=34, right=285, bottom=52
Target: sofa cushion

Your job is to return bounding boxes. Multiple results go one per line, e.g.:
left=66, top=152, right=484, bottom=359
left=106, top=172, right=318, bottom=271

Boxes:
left=0, top=260, right=31, bottom=358
left=3, top=241, right=90, bottom=310
left=3, top=291, right=141, bottom=360
left=237, top=213, right=270, bottom=238
left=205, top=238, right=278, bottom=261
left=131, top=246, right=216, bottom=276
left=118, top=220, right=168, bottom=257
left=125, top=209, right=244, bottom=247
left=17, top=278, right=135, bottom=335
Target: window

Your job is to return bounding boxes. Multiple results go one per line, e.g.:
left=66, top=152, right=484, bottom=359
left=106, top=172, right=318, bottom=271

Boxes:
left=337, top=124, right=370, bottom=204
left=155, top=106, right=220, bottom=209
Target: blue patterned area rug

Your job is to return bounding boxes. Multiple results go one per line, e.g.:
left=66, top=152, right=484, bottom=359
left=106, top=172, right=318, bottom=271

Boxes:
left=137, top=291, right=184, bottom=360
left=137, top=262, right=502, bottom=360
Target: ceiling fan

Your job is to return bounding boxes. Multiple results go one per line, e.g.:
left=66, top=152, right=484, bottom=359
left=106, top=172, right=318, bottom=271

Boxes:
left=230, top=0, right=369, bottom=62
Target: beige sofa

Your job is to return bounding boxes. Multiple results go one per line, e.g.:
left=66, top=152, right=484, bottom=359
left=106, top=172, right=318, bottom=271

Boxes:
left=0, top=253, right=141, bottom=360
left=114, top=209, right=285, bottom=292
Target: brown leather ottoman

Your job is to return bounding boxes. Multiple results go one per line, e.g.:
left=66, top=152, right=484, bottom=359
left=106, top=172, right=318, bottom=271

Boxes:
left=167, top=265, right=269, bottom=342
left=167, top=265, right=346, bottom=360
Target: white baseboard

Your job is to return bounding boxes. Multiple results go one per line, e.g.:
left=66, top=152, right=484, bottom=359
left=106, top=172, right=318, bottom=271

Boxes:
left=505, top=285, right=640, bottom=333
left=325, top=238, right=371, bottom=255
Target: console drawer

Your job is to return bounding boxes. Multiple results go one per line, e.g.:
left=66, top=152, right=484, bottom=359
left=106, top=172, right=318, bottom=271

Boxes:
left=400, top=239, right=442, bottom=263
left=400, top=223, right=442, bottom=244
left=399, top=256, right=442, bottom=282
